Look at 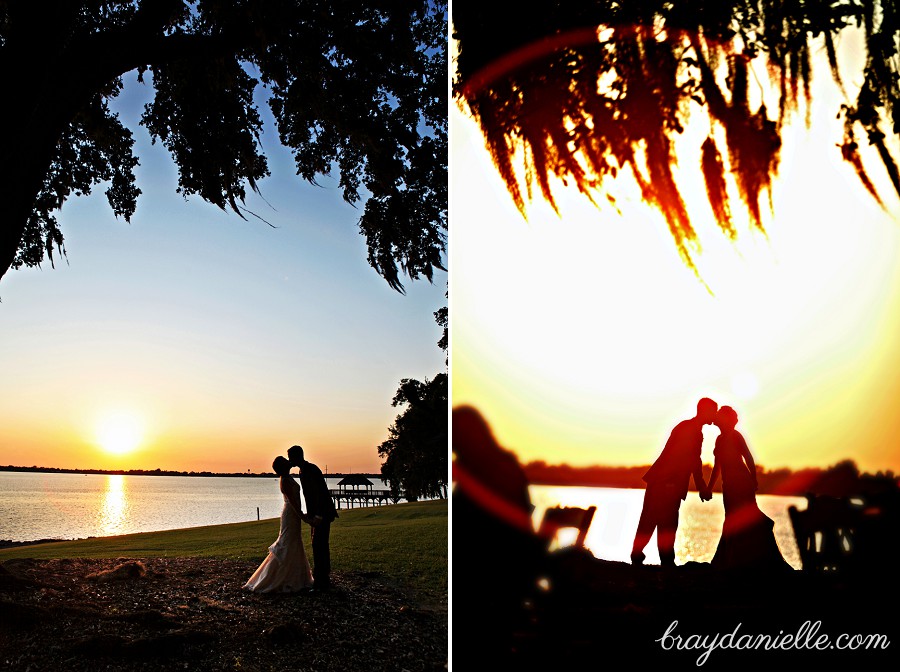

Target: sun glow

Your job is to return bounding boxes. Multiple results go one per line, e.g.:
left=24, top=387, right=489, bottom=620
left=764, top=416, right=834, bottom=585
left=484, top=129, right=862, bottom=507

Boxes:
left=451, top=56, right=900, bottom=473
left=96, top=410, right=144, bottom=455
left=730, top=372, right=760, bottom=401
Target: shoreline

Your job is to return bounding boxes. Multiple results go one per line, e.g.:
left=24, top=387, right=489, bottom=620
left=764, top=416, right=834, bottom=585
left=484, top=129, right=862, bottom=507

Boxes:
left=0, top=496, right=439, bottom=548
left=0, top=466, right=383, bottom=478
left=0, top=538, right=76, bottom=550
left=0, top=501, right=447, bottom=602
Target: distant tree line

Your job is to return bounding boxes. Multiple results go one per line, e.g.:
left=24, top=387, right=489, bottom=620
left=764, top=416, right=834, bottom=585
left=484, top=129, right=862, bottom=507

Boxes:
left=0, top=465, right=381, bottom=479
left=524, top=459, right=899, bottom=498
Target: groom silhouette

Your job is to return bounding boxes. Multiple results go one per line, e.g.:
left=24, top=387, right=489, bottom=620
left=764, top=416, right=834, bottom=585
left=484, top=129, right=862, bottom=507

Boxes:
left=288, top=445, right=338, bottom=590
left=631, top=398, right=716, bottom=567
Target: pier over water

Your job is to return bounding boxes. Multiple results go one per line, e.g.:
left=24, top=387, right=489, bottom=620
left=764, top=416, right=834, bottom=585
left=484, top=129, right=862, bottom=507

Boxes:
left=329, top=475, right=397, bottom=509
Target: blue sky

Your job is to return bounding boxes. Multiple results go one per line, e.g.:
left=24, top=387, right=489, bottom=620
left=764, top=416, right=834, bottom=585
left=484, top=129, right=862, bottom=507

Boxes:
left=0, top=73, right=446, bottom=474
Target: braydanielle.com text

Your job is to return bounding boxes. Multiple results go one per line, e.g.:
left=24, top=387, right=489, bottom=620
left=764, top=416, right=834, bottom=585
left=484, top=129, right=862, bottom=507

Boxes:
left=657, top=619, right=891, bottom=665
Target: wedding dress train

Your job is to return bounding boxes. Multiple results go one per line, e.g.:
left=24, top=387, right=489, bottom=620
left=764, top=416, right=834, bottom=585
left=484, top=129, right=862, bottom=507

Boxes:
left=243, top=489, right=313, bottom=593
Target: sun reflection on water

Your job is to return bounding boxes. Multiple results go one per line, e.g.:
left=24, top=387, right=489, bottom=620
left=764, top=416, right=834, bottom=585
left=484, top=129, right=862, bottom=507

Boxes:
left=99, top=474, right=130, bottom=536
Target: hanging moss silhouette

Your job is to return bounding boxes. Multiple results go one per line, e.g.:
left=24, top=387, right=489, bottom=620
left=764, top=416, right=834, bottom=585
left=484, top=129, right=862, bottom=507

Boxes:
left=453, top=0, right=900, bottom=274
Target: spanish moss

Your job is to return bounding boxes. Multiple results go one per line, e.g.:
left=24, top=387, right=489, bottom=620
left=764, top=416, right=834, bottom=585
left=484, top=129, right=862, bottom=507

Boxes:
left=453, top=0, right=900, bottom=275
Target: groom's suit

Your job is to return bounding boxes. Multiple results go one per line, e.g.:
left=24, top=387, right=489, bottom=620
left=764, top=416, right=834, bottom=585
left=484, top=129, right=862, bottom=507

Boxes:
left=300, top=459, right=338, bottom=588
left=632, top=417, right=706, bottom=566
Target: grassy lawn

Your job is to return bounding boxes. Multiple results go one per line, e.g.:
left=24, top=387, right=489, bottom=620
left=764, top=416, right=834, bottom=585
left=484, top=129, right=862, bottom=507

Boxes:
left=0, top=499, right=447, bottom=605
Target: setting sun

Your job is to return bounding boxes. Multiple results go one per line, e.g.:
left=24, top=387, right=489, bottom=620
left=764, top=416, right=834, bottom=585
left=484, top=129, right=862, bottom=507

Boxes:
left=95, top=411, right=144, bottom=455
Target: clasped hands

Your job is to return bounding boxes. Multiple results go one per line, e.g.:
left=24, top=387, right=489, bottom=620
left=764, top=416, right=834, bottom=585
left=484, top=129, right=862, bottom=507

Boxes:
left=699, top=478, right=759, bottom=502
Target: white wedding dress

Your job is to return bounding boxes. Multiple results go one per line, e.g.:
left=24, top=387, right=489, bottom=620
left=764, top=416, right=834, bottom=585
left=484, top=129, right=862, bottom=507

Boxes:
left=243, top=479, right=313, bottom=593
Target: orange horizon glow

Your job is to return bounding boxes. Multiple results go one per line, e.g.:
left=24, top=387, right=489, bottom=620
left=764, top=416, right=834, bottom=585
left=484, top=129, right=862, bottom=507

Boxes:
left=452, top=403, right=895, bottom=476
left=0, top=431, right=388, bottom=474
left=1, top=401, right=395, bottom=474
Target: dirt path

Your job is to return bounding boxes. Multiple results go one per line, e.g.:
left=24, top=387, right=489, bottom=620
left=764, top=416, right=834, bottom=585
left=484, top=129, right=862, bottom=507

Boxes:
left=1, top=557, right=447, bottom=672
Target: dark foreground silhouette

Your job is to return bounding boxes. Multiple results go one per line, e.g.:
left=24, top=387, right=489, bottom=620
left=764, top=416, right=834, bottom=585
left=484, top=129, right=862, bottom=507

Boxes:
left=452, top=406, right=899, bottom=668
left=0, top=557, right=445, bottom=672
left=452, top=406, right=543, bottom=663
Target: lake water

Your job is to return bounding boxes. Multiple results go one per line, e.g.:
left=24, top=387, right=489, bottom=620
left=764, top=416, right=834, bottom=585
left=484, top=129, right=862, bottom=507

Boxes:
left=530, top=485, right=808, bottom=570
left=0, top=472, right=395, bottom=543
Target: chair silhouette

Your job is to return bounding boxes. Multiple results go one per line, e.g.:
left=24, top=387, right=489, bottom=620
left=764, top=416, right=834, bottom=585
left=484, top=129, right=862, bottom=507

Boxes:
left=789, top=494, right=861, bottom=573
left=538, top=505, right=596, bottom=549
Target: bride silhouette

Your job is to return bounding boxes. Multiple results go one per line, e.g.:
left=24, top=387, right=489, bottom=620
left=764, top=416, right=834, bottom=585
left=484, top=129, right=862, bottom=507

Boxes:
left=708, top=406, right=791, bottom=571
left=243, top=456, right=314, bottom=592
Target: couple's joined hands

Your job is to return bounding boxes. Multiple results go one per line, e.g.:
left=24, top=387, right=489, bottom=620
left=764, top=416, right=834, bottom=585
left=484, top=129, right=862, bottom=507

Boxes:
left=698, top=479, right=759, bottom=502
left=301, top=513, right=323, bottom=527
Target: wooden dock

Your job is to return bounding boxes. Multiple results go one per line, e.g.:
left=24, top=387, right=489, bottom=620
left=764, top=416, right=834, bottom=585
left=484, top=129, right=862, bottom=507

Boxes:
left=329, top=488, right=397, bottom=509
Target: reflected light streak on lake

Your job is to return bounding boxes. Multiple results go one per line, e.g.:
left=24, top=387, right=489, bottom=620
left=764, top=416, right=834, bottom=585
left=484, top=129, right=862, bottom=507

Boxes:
left=99, top=474, right=129, bottom=536
left=529, top=485, right=807, bottom=570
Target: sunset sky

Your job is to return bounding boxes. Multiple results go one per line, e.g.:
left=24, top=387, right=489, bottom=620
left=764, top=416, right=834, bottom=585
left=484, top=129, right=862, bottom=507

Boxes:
left=452, top=34, right=900, bottom=475
left=0, top=73, right=446, bottom=474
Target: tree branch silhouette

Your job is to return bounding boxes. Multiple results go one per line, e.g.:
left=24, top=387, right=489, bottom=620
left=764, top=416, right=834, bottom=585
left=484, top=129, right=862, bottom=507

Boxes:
left=453, top=0, right=900, bottom=275
left=0, top=0, right=447, bottom=293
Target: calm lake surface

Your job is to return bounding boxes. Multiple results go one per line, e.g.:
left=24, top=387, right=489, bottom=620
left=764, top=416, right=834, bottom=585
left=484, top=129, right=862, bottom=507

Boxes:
left=530, top=485, right=808, bottom=570
left=0, top=472, right=395, bottom=543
